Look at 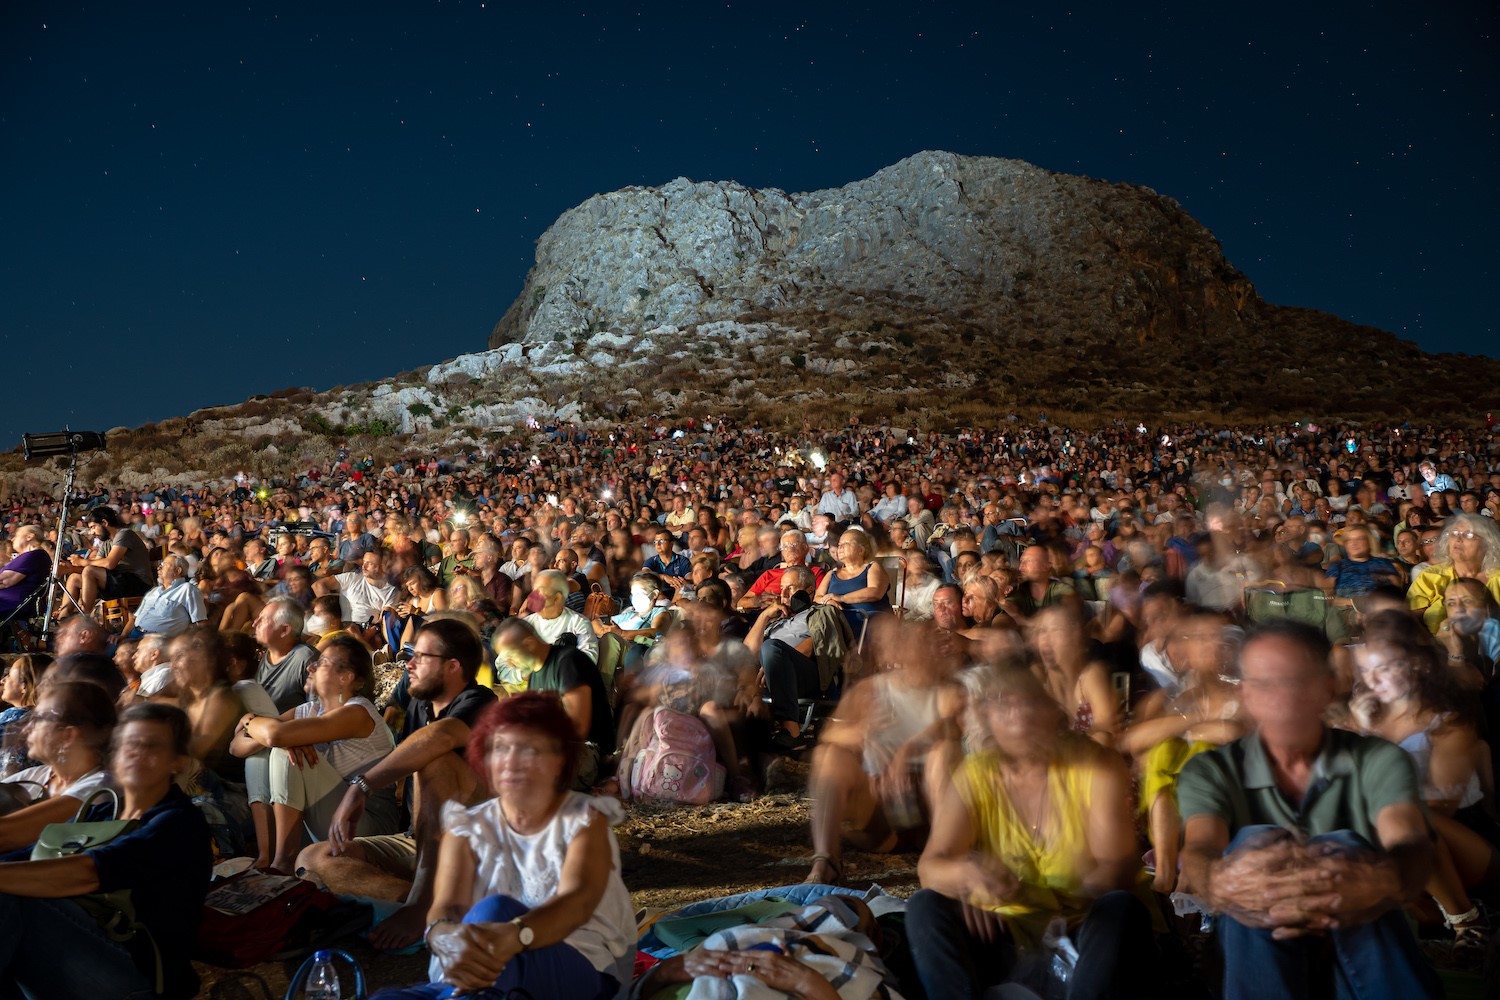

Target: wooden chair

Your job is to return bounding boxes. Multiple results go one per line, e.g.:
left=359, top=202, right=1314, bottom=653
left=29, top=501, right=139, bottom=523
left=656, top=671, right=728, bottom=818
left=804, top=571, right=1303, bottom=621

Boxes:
left=98, top=596, right=144, bottom=633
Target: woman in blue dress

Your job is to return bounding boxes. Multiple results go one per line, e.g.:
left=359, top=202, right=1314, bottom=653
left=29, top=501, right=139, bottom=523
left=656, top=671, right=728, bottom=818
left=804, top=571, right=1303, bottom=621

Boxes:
left=815, top=529, right=891, bottom=640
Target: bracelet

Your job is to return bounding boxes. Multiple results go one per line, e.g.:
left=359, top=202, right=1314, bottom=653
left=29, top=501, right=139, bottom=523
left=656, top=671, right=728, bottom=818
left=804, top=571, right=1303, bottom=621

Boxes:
left=423, top=917, right=458, bottom=946
left=349, top=774, right=373, bottom=795
left=1447, top=653, right=1467, bottom=662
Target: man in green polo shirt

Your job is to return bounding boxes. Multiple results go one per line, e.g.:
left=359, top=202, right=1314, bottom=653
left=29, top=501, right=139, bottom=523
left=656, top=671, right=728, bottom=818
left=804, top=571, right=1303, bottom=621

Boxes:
left=1177, top=620, right=1440, bottom=999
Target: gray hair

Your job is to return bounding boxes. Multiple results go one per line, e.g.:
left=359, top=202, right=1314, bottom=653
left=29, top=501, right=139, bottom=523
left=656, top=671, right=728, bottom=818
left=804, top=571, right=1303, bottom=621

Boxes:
left=782, top=565, right=815, bottom=591
left=533, top=568, right=569, bottom=600
left=1434, top=513, right=1500, bottom=574
left=266, top=596, right=305, bottom=635
left=161, top=554, right=189, bottom=577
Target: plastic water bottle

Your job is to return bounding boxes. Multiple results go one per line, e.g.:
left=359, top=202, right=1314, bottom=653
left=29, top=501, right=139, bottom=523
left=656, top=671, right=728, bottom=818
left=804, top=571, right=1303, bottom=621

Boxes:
left=304, top=951, right=340, bottom=1000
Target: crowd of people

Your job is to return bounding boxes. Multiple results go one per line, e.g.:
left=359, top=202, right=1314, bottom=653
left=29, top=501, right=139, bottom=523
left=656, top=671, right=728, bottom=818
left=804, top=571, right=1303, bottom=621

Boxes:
left=0, top=413, right=1498, bottom=998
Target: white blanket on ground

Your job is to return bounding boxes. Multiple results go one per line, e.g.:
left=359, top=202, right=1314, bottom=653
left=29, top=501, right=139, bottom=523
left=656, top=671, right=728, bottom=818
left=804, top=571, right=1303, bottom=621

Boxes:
left=684, top=900, right=903, bottom=1000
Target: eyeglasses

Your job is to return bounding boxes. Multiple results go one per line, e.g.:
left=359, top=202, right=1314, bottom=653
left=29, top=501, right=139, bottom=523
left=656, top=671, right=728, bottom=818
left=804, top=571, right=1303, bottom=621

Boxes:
left=409, top=650, right=449, bottom=663
left=487, top=740, right=562, bottom=762
left=1449, top=531, right=1478, bottom=541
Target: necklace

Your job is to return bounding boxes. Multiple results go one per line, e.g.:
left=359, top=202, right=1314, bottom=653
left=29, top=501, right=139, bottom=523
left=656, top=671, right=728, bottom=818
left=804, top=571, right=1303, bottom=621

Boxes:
left=1000, top=762, right=1051, bottom=840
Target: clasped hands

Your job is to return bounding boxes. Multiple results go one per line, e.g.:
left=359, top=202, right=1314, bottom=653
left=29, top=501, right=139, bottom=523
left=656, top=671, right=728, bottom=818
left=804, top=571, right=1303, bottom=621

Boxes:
left=428, top=920, right=525, bottom=995
left=1207, top=836, right=1401, bottom=939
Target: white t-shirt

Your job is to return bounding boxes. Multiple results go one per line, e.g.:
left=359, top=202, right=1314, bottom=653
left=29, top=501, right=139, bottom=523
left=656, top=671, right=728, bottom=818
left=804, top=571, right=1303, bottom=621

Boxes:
left=523, top=609, right=599, bottom=662
left=434, top=794, right=634, bottom=989
left=334, top=571, right=398, bottom=625
left=137, top=663, right=174, bottom=698
left=2, top=764, right=113, bottom=804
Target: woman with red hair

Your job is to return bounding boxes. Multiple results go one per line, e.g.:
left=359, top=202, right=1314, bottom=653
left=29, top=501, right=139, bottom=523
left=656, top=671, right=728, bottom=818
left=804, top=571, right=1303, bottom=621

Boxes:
left=372, top=692, right=634, bottom=1000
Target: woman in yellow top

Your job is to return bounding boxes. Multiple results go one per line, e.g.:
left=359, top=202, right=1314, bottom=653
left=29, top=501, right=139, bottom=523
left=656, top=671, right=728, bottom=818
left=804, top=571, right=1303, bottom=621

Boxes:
left=908, top=665, right=1157, bottom=1000
left=1407, top=514, right=1500, bottom=634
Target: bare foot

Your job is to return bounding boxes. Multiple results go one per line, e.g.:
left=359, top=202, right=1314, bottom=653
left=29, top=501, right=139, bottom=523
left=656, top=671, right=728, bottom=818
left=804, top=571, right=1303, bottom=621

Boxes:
left=367, top=901, right=427, bottom=951
left=803, top=854, right=841, bottom=885
left=267, top=856, right=298, bottom=876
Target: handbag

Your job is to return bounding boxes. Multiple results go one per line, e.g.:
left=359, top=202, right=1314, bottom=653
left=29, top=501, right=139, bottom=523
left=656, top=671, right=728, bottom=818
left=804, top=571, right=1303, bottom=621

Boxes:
left=283, top=948, right=367, bottom=1000
left=197, top=870, right=374, bottom=967
left=584, top=581, right=619, bottom=621
left=31, top=786, right=164, bottom=994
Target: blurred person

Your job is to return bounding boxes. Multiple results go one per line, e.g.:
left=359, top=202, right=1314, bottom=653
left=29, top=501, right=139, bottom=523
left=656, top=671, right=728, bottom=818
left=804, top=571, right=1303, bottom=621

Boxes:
left=1117, top=611, right=1246, bottom=892
left=0, top=653, right=52, bottom=775
left=908, top=665, right=1157, bottom=1000
left=803, top=618, right=963, bottom=885
left=369, top=693, right=634, bottom=1000
left=1030, top=605, right=1121, bottom=747
left=591, top=572, right=672, bottom=675
left=1346, top=611, right=1496, bottom=958
left=492, top=618, right=614, bottom=788
left=1324, top=524, right=1404, bottom=598
left=0, top=680, right=114, bottom=852
left=1012, top=544, right=1081, bottom=618
left=1177, top=620, right=1441, bottom=1000
left=0, top=703, right=213, bottom=1000
left=901, top=551, right=940, bottom=621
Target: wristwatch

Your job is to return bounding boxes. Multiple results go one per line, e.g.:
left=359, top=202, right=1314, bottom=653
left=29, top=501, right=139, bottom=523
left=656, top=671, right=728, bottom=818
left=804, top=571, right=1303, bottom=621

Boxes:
left=349, top=774, right=373, bottom=795
left=510, top=916, right=534, bottom=950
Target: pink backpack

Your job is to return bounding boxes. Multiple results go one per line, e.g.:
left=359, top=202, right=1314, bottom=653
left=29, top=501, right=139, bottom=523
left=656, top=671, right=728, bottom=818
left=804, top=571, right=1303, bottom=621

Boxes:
left=626, top=708, right=725, bottom=805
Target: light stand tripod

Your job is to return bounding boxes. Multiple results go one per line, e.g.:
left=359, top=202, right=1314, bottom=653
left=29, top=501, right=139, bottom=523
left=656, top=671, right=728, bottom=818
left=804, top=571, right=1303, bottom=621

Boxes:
left=19, top=429, right=106, bottom=643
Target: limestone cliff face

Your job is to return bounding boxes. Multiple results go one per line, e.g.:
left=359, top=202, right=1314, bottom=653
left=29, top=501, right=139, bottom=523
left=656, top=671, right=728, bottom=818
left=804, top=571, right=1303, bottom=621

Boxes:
left=23, top=151, right=1494, bottom=487
left=489, top=150, right=1259, bottom=351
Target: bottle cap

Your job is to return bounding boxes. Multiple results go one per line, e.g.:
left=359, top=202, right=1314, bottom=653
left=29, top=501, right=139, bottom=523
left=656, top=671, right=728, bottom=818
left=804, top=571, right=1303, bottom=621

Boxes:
left=314, top=950, right=332, bottom=962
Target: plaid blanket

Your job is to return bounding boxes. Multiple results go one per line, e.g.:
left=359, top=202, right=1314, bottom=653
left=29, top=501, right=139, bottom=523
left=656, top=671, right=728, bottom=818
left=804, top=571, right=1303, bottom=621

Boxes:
left=682, top=899, right=903, bottom=1000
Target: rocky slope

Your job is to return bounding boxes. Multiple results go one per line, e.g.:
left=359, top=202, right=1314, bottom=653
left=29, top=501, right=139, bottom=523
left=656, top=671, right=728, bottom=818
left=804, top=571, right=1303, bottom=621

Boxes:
left=7, top=151, right=1497, bottom=487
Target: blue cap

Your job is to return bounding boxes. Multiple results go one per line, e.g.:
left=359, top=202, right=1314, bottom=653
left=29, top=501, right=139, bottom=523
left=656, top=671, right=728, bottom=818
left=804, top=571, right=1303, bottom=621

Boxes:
left=314, top=949, right=332, bottom=962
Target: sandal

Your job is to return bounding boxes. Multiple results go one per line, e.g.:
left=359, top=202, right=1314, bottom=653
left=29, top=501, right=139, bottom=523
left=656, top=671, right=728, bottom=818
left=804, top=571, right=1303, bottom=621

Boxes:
left=728, top=775, right=757, bottom=803
left=770, top=728, right=811, bottom=754
left=803, top=853, right=842, bottom=886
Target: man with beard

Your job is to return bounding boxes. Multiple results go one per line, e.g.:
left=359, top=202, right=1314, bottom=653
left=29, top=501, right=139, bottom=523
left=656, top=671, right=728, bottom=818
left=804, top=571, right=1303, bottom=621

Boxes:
left=296, top=618, right=496, bottom=950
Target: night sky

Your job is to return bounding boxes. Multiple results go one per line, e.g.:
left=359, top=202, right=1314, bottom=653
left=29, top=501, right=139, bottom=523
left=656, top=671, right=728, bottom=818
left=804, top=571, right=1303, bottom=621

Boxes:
left=2, top=3, right=1495, bottom=449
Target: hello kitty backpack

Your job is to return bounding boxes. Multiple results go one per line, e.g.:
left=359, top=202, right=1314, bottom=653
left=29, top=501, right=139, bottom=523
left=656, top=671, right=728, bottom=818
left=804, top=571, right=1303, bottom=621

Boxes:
left=625, top=707, right=725, bottom=805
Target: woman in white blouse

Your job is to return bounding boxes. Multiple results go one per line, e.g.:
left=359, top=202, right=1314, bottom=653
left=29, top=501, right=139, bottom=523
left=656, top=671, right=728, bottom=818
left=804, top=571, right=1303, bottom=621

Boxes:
left=372, top=691, right=634, bottom=1000
left=232, top=634, right=398, bottom=873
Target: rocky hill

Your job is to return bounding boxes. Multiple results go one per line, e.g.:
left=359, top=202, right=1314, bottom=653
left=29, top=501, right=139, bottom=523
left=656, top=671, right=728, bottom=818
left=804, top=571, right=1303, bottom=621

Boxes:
left=7, top=151, right=1498, bottom=487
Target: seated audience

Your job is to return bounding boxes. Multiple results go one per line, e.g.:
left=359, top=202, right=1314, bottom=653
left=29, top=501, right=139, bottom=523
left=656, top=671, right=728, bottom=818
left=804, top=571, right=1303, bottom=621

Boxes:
left=232, top=634, right=399, bottom=873
left=371, top=693, right=634, bottom=1000
left=908, top=665, right=1157, bottom=999
left=0, top=703, right=213, bottom=1000
left=298, top=618, right=497, bottom=949
left=1178, top=620, right=1442, bottom=998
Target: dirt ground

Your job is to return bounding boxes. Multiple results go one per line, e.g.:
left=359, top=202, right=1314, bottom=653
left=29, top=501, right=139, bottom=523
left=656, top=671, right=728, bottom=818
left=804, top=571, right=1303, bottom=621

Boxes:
left=194, top=783, right=916, bottom=998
